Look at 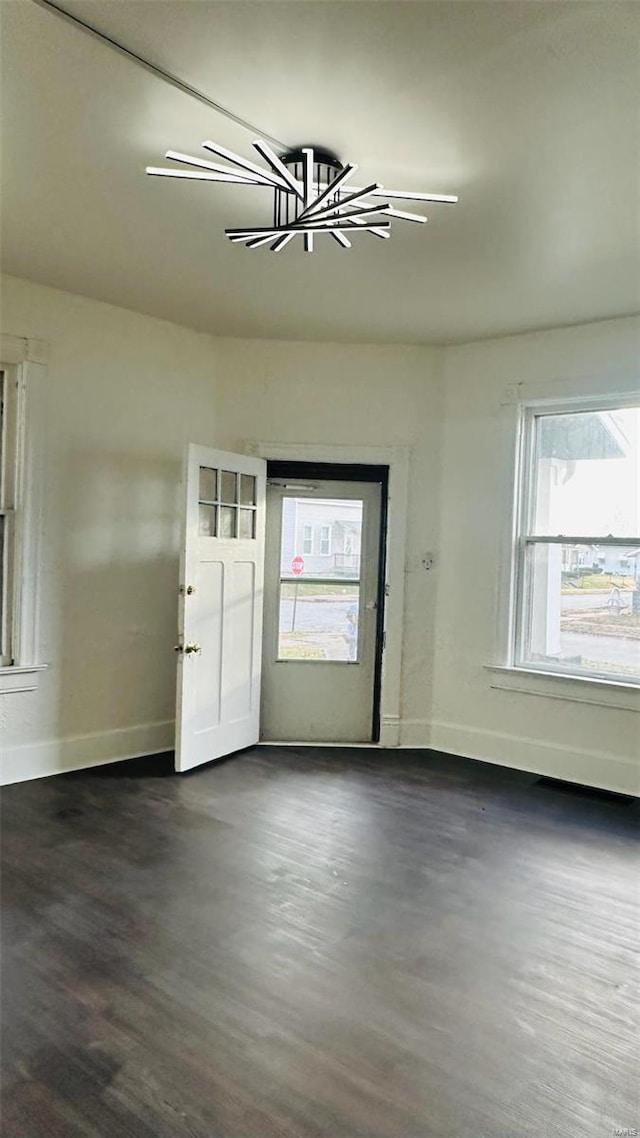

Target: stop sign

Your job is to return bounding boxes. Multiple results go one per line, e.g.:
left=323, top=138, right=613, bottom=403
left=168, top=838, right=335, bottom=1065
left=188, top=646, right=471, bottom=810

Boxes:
left=291, top=555, right=304, bottom=577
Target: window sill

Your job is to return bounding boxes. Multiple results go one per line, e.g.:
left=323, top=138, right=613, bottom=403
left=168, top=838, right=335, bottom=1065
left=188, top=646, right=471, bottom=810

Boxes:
left=0, top=664, right=47, bottom=694
left=485, top=664, right=639, bottom=712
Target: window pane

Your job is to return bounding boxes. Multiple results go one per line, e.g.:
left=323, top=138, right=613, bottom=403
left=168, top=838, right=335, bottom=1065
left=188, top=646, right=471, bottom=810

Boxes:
left=0, top=514, right=4, bottom=629
left=238, top=508, right=255, bottom=539
left=278, top=581, right=360, bottom=662
left=520, top=541, right=640, bottom=682
left=199, top=466, right=217, bottom=503
left=239, top=474, right=256, bottom=506
left=220, top=470, right=237, bottom=504
left=199, top=504, right=217, bottom=537
left=281, top=497, right=363, bottom=579
left=532, top=407, right=640, bottom=537
left=0, top=372, right=4, bottom=497
left=219, top=505, right=236, bottom=538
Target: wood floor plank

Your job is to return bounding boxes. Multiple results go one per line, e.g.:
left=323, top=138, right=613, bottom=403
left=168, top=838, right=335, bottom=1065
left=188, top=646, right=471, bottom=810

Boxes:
left=1, top=747, right=638, bottom=1137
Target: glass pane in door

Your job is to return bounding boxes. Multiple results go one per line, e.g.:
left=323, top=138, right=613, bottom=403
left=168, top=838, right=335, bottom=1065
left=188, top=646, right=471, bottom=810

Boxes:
left=199, top=466, right=217, bottom=503
left=278, top=581, right=360, bottom=662
left=238, top=508, right=256, bottom=539
left=239, top=474, right=257, bottom=506
left=199, top=504, right=217, bottom=536
left=219, top=506, right=236, bottom=538
left=279, top=497, right=363, bottom=579
left=220, top=470, right=238, bottom=504
left=276, top=496, right=364, bottom=661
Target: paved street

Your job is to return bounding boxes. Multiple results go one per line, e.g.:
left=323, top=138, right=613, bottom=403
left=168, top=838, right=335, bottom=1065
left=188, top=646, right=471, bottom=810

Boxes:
left=281, top=596, right=358, bottom=634
left=280, top=595, right=639, bottom=676
left=561, top=630, right=640, bottom=672
left=561, top=590, right=634, bottom=612
left=280, top=596, right=358, bottom=661
left=280, top=591, right=636, bottom=626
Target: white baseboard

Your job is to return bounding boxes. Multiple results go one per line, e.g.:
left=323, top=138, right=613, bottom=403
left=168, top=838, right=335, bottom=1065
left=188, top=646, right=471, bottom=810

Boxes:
left=427, top=720, right=640, bottom=797
left=1, top=720, right=175, bottom=785
left=399, top=717, right=432, bottom=748
left=380, top=713, right=401, bottom=747
left=3, top=717, right=637, bottom=797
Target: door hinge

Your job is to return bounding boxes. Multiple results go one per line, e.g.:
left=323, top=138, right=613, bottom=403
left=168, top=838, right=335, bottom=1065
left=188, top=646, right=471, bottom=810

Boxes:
left=179, top=584, right=196, bottom=595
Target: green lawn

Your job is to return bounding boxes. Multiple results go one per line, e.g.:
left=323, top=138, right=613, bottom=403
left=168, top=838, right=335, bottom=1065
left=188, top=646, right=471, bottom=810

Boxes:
left=281, top=582, right=357, bottom=597
left=562, top=573, right=635, bottom=593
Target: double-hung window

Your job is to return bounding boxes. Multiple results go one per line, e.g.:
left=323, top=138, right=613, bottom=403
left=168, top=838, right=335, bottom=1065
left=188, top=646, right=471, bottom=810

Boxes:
left=513, top=399, right=640, bottom=686
left=301, top=525, right=313, bottom=555
left=0, top=335, right=46, bottom=690
left=0, top=367, right=18, bottom=665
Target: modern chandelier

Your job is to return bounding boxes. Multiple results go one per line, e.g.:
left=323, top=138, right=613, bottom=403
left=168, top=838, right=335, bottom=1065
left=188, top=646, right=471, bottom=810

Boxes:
left=147, top=140, right=458, bottom=251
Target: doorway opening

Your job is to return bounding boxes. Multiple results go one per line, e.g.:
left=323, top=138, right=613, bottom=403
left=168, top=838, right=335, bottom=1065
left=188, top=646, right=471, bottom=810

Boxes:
left=261, top=462, right=389, bottom=744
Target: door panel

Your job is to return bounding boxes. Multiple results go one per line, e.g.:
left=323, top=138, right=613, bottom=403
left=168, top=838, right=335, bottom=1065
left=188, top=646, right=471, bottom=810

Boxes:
left=175, top=445, right=266, bottom=772
left=261, top=478, right=382, bottom=742
left=223, top=560, right=256, bottom=723
left=192, top=560, right=223, bottom=730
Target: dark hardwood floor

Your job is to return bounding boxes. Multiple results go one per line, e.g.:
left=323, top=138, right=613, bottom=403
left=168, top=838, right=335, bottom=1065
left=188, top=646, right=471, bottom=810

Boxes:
left=1, top=746, right=638, bottom=1138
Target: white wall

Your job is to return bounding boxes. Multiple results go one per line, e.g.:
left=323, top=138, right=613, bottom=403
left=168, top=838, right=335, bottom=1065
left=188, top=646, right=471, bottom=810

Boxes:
left=1, top=274, right=638, bottom=792
left=0, top=276, right=441, bottom=782
left=431, top=317, right=640, bottom=794
left=212, top=335, right=442, bottom=736
left=0, top=275, right=222, bottom=781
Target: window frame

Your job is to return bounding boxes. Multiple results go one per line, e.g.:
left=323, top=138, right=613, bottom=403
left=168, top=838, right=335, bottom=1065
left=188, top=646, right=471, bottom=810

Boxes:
left=301, top=524, right=313, bottom=555
left=0, top=336, right=47, bottom=691
left=510, top=392, right=640, bottom=687
left=0, top=366, right=19, bottom=665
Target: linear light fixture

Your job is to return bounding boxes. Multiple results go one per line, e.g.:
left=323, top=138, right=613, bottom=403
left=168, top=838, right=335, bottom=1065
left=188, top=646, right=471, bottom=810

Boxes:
left=146, top=140, right=458, bottom=251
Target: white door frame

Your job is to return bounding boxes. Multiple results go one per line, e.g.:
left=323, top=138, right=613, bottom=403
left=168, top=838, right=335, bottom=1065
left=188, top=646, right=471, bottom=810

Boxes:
left=247, top=441, right=409, bottom=746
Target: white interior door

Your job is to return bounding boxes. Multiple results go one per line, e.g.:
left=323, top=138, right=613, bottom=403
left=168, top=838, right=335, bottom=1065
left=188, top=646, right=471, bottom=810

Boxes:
left=175, top=445, right=266, bottom=772
left=261, top=478, right=382, bottom=742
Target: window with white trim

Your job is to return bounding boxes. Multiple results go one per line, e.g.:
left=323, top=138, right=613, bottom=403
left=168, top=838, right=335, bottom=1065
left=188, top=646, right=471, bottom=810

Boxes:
left=319, top=524, right=331, bottom=557
left=302, top=525, right=313, bottom=555
left=0, top=336, right=46, bottom=687
left=0, top=368, right=18, bottom=665
left=513, top=399, right=640, bottom=685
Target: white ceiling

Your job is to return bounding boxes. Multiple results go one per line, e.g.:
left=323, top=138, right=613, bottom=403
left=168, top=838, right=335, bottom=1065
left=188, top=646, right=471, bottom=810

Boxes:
left=2, top=0, right=639, bottom=344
